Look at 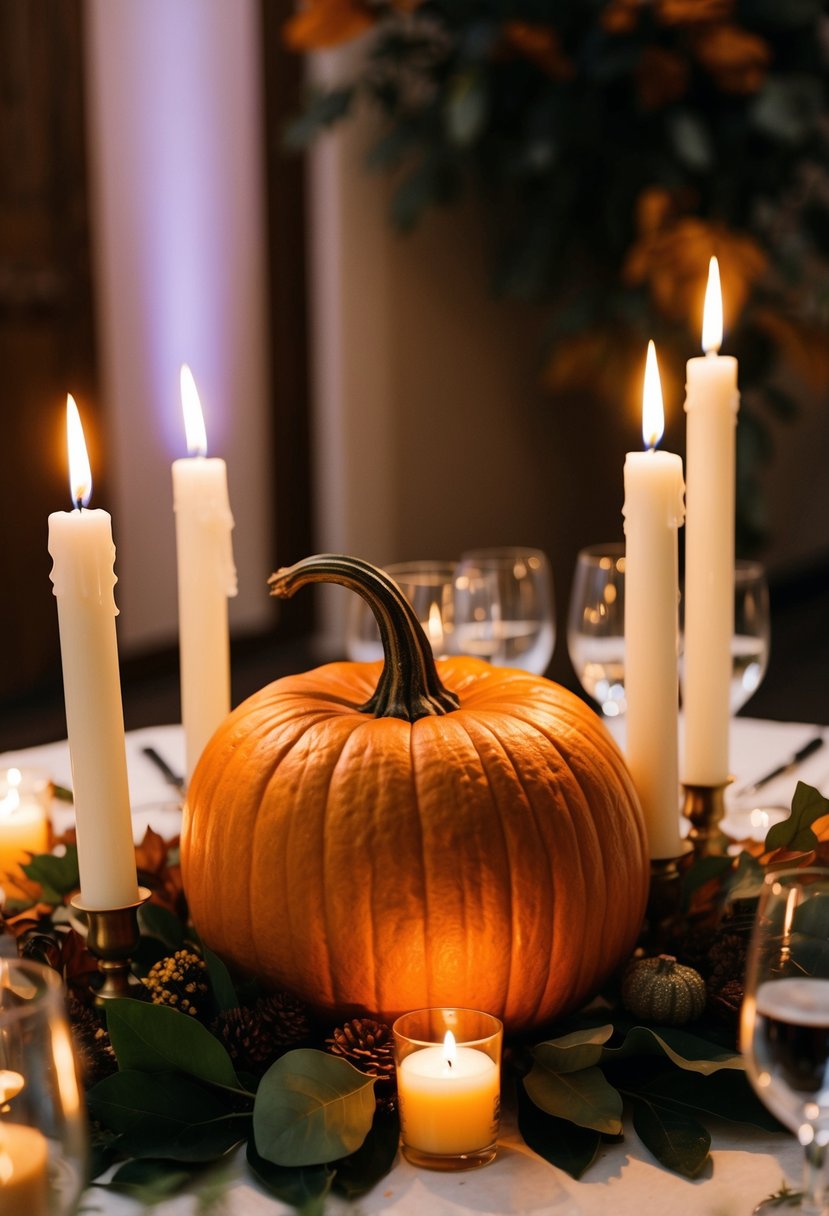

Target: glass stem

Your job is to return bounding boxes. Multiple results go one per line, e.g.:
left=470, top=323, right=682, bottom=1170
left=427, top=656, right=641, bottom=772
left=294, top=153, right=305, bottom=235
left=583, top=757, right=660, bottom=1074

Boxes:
left=802, top=1139, right=827, bottom=1215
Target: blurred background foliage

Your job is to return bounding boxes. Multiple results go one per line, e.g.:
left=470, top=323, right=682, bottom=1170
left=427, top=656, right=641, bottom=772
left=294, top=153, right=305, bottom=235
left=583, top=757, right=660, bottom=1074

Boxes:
left=283, top=0, right=829, bottom=554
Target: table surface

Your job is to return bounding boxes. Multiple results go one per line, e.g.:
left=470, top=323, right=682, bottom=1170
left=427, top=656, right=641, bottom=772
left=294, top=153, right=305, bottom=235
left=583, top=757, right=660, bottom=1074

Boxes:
left=3, top=717, right=827, bottom=1216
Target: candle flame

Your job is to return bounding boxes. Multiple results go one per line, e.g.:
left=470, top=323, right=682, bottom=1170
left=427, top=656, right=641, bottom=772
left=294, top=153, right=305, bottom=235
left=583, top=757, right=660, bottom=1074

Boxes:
left=427, top=602, right=443, bottom=645
left=66, top=394, right=92, bottom=508
left=180, top=364, right=208, bottom=457
left=0, top=1070, right=24, bottom=1105
left=702, top=256, right=723, bottom=354
left=641, top=340, right=664, bottom=450
left=443, top=1030, right=456, bottom=1070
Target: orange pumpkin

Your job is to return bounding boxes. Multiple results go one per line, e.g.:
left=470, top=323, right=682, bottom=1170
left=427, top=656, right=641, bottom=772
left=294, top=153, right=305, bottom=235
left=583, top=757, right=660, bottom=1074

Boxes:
left=182, top=555, right=648, bottom=1034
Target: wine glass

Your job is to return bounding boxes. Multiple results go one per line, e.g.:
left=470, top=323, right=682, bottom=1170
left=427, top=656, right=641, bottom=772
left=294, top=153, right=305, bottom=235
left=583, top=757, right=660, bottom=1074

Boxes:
left=451, top=547, right=555, bottom=675
left=741, top=869, right=829, bottom=1214
left=1, top=958, right=87, bottom=1214
left=345, top=561, right=457, bottom=661
left=566, top=543, right=626, bottom=718
left=731, top=559, right=771, bottom=714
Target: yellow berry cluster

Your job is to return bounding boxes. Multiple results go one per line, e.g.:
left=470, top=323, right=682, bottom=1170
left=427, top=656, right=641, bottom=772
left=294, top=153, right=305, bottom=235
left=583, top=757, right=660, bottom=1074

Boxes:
left=143, top=949, right=208, bottom=1016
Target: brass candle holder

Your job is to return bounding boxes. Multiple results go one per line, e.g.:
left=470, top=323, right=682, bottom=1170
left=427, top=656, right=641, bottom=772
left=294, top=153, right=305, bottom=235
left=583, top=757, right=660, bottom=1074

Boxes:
left=641, top=843, right=693, bottom=954
left=71, top=887, right=152, bottom=1003
left=681, top=781, right=732, bottom=860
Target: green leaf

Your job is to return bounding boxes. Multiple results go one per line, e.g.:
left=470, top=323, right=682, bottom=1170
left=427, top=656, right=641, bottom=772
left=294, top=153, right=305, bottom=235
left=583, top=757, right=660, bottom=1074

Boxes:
left=634, top=1066, right=784, bottom=1132
left=532, top=1024, right=614, bottom=1073
left=332, top=1106, right=399, bottom=1200
left=523, top=1063, right=623, bottom=1134
left=766, top=782, right=829, bottom=852
left=138, top=903, right=186, bottom=951
left=253, top=1049, right=376, bottom=1167
left=87, top=1071, right=250, bottom=1162
left=445, top=70, right=487, bottom=147
left=21, top=846, right=79, bottom=898
left=106, top=999, right=243, bottom=1091
left=602, top=1025, right=743, bottom=1075
left=727, top=850, right=767, bottom=903
left=516, top=1081, right=601, bottom=1180
left=283, top=88, right=355, bottom=150
left=202, top=947, right=239, bottom=1015
left=101, top=1158, right=192, bottom=1203
left=630, top=1095, right=710, bottom=1178
left=246, top=1140, right=334, bottom=1214
left=681, top=854, right=734, bottom=905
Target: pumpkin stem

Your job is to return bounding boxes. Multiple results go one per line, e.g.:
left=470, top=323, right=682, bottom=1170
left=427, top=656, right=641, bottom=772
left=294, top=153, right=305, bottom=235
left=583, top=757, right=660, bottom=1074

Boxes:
left=267, top=554, right=460, bottom=722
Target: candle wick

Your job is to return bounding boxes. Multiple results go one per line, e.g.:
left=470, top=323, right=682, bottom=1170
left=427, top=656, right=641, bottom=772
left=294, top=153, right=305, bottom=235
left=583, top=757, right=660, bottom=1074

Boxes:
left=75, top=497, right=83, bottom=512
left=447, top=1059, right=452, bottom=1070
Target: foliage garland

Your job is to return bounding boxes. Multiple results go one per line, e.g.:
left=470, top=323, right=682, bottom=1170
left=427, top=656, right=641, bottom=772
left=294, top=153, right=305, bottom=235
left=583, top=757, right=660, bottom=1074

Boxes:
left=2, top=782, right=829, bottom=1209
left=280, top=0, right=829, bottom=551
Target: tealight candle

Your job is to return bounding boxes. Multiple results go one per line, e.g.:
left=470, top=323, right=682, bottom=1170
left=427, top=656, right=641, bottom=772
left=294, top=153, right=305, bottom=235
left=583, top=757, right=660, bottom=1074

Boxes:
left=393, top=1008, right=502, bottom=1170
left=0, top=770, right=49, bottom=902
left=0, top=1122, right=49, bottom=1216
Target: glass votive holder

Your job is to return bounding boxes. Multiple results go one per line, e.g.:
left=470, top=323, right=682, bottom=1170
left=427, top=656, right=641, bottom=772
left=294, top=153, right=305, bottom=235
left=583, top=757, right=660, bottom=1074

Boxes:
left=393, top=1007, right=502, bottom=1171
left=0, top=769, right=51, bottom=903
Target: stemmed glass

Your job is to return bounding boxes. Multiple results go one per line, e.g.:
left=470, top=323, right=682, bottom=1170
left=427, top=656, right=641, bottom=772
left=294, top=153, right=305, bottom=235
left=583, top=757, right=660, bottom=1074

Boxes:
left=1, top=958, right=87, bottom=1214
left=730, top=559, right=771, bottom=714
left=741, top=869, right=829, bottom=1214
left=567, top=543, right=626, bottom=718
left=345, top=561, right=457, bottom=662
left=451, top=547, right=555, bottom=675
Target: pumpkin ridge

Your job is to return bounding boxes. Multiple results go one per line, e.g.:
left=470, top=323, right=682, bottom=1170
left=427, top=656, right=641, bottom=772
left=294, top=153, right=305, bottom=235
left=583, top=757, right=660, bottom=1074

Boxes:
left=318, top=723, right=361, bottom=1014
left=407, top=724, right=431, bottom=1014
left=454, top=710, right=544, bottom=1026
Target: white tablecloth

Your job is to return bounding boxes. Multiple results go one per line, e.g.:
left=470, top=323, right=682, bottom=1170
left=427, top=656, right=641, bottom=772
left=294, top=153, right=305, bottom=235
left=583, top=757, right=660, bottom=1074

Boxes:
left=3, top=718, right=826, bottom=1216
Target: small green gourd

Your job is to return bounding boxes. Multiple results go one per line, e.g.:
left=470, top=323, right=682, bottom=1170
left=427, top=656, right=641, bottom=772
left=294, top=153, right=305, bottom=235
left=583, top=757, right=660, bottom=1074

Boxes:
left=621, top=954, right=707, bottom=1025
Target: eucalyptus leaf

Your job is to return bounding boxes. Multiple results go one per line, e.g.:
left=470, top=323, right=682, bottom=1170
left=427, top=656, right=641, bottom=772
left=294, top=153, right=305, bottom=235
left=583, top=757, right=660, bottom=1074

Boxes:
left=516, top=1082, right=601, bottom=1180
left=630, top=1096, right=710, bottom=1178
left=253, top=1049, right=376, bottom=1167
left=138, top=903, right=186, bottom=950
left=246, top=1139, right=335, bottom=1214
left=102, top=1158, right=192, bottom=1203
left=765, top=782, right=829, bottom=853
left=727, top=850, right=767, bottom=904
left=633, top=1066, right=784, bottom=1132
left=532, top=1024, right=614, bottom=1074
left=22, top=846, right=79, bottom=896
left=601, top=1026, right=742, bottom=1075
left=87, top=1071, right=250, bottom=1162
left=523, top=1063, right=623, bottom=1134
left=681, top=854, right=734, bottom=905
left=332, top=1107, right=400, bottom=1200
left=106, top=999, right=244, bottom=1092
left=203, top=946, right=239, bottom=1015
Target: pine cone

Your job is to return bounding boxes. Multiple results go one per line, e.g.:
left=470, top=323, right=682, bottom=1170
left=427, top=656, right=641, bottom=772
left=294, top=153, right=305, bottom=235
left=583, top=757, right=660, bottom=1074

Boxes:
left=326, top=1018, right=396, bottom=1102
left=142, top=950, right=208, bottom=1017
left=707, top=931, right=748, bottom=997
left=708, top=976, right=744, bottom=1027
left=212, top=1006, right=275, bottom=1073
left=254, top=992, right=311, bottom=1048
left=67, top=994, right=117, bottom=1088
left=673, top=926, right=716, bottom=977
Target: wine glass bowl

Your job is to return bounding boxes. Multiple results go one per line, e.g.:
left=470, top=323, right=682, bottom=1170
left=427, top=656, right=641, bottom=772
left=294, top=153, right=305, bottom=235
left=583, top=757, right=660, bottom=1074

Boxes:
left=345, top=560, right=457, bottom=662
left=731, top=559, right=771, bottom=714
left=741, top=869, right=829, bottom=1213
left=451, top=547, right=555, bottom=675
left=0, top=958, right=87, bottom=1215
left=567, top=543, right=626, bottom=718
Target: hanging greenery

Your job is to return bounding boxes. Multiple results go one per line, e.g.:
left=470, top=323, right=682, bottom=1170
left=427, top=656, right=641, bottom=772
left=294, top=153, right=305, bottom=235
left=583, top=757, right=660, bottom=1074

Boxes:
left=282, top=0, right=829, bottom=551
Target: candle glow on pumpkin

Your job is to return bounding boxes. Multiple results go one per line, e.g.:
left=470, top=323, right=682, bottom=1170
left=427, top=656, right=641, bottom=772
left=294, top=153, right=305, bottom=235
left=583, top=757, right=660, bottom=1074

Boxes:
left=180, top=364, right=208, bottom=457
left=66, top=395, right=92, bottom=508
left=702, top=256, right=723, bottom=355
left=642, top=339, right=665, bottom=451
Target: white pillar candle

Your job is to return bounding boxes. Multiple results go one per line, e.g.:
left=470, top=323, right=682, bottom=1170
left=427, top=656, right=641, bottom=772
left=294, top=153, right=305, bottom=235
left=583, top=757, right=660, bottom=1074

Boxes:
left=398, top=1032, right=500, bottom=1155
left=682, top=258, right=739, bottom=786
left=173, top=366, right=237, bottom=782
left=47, top=396, right=138, bottom=910
left=623, top=342, right=686, bottom=859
